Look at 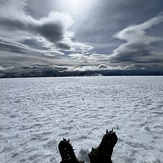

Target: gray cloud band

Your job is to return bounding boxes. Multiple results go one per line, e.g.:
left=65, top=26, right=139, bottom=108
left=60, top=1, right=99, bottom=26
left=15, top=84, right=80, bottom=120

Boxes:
left=109, top=15, right=163, bottom=64
left=0, top=11, right=72, bottom=43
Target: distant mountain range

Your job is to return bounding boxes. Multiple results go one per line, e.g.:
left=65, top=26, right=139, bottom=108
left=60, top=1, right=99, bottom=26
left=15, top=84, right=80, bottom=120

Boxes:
left=0, top=67, right=163, bottom=78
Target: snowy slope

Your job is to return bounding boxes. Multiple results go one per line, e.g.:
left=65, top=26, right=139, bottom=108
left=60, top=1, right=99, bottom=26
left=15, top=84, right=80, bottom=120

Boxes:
left=0, top=76, right=163, bottom=163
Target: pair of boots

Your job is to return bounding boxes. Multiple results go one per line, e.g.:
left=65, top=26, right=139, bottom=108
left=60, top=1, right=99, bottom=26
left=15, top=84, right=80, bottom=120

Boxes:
left=58, top=129, right=118, bottom=163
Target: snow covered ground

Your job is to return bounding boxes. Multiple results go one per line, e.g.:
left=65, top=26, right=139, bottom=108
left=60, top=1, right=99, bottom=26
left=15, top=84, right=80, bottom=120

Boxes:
left=0, top=76, right=163, bottom=163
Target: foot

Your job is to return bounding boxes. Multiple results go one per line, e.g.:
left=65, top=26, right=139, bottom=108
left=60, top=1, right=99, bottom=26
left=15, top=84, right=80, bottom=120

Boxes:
left=88, top=129, right=118, bottom=163
left=58, top=138, right=84, bottom=163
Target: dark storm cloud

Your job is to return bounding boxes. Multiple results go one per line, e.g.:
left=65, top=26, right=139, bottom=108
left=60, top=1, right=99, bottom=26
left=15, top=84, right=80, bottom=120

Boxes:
left=56, top=42, right=71, bottom=50
left=39, top=22, right=64, bottom=43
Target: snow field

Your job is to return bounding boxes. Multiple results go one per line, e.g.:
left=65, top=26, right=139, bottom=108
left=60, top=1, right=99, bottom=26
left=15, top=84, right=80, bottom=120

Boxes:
left=0, top=76, right=163, bottom=163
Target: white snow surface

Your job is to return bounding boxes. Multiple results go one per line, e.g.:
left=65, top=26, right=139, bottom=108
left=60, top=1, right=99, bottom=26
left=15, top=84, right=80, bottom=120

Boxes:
left=0, top=76, right=163, bottom=163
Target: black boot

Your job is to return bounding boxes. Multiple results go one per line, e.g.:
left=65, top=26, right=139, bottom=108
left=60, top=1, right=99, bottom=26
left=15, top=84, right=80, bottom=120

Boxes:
left=88, top=129, right=118, bottom=163
left=58, top=138, right=84, bottom=163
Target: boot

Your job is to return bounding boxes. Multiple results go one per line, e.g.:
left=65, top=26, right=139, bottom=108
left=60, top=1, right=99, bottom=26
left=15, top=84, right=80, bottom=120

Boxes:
left=58, top=138, right=84, bottom=163
left=88, top=129, right=118, bottom=163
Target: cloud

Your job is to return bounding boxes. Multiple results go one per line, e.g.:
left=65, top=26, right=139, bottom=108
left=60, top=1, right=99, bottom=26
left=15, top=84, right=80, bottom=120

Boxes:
left=1, top=0, right=163, bottom=70
left=67, top=64, right=129, bottom=72
left=0, top=0, right=74, bottom=55
left=115, top=15, right=163, bottom=43
left=70, top=42, right=93, bottom=53
left=0, top=0, right=96, bottom=67
left=68, top=52, right=114, bottom=66
left=0, top=7, right=73, bottom=44
left=56, top=42, right=71, bottom=50
left=110, top=14, right=163, bottom=64
left=38, top=12, right=73, bottom=43
left=0, top=65, right=13, bottom=71
left=69, top=53, right=101, bottom=64
left=73, top=0, right=163, bottom=68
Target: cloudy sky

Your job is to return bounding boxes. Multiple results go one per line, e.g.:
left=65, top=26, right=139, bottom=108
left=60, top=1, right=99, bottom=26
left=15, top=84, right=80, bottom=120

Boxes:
left=0, top=0, right=163, bottom=71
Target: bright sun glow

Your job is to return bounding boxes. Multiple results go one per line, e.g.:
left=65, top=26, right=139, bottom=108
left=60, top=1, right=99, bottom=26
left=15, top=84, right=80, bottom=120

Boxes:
left=68, top=0, right=83, bottom=7
left=61, top=0, right=87, bottom=14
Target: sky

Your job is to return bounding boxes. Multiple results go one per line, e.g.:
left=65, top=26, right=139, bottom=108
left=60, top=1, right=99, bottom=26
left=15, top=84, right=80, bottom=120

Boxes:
left=0, top=0, right=163, bottom=72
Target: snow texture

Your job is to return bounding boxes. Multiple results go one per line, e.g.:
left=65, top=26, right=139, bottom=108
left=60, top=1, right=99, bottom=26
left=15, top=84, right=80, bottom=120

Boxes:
left=0, top=76, right=163, bottom=163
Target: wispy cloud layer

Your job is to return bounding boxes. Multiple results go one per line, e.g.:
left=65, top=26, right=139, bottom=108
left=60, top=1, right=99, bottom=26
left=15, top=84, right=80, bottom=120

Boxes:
left=0, top=0, right=163, bottom=72
left=110, top=14, right=163, bottom=65
left=0, top=0, right=93, bottom=67
left=0, top=1, right=74, bottom=48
